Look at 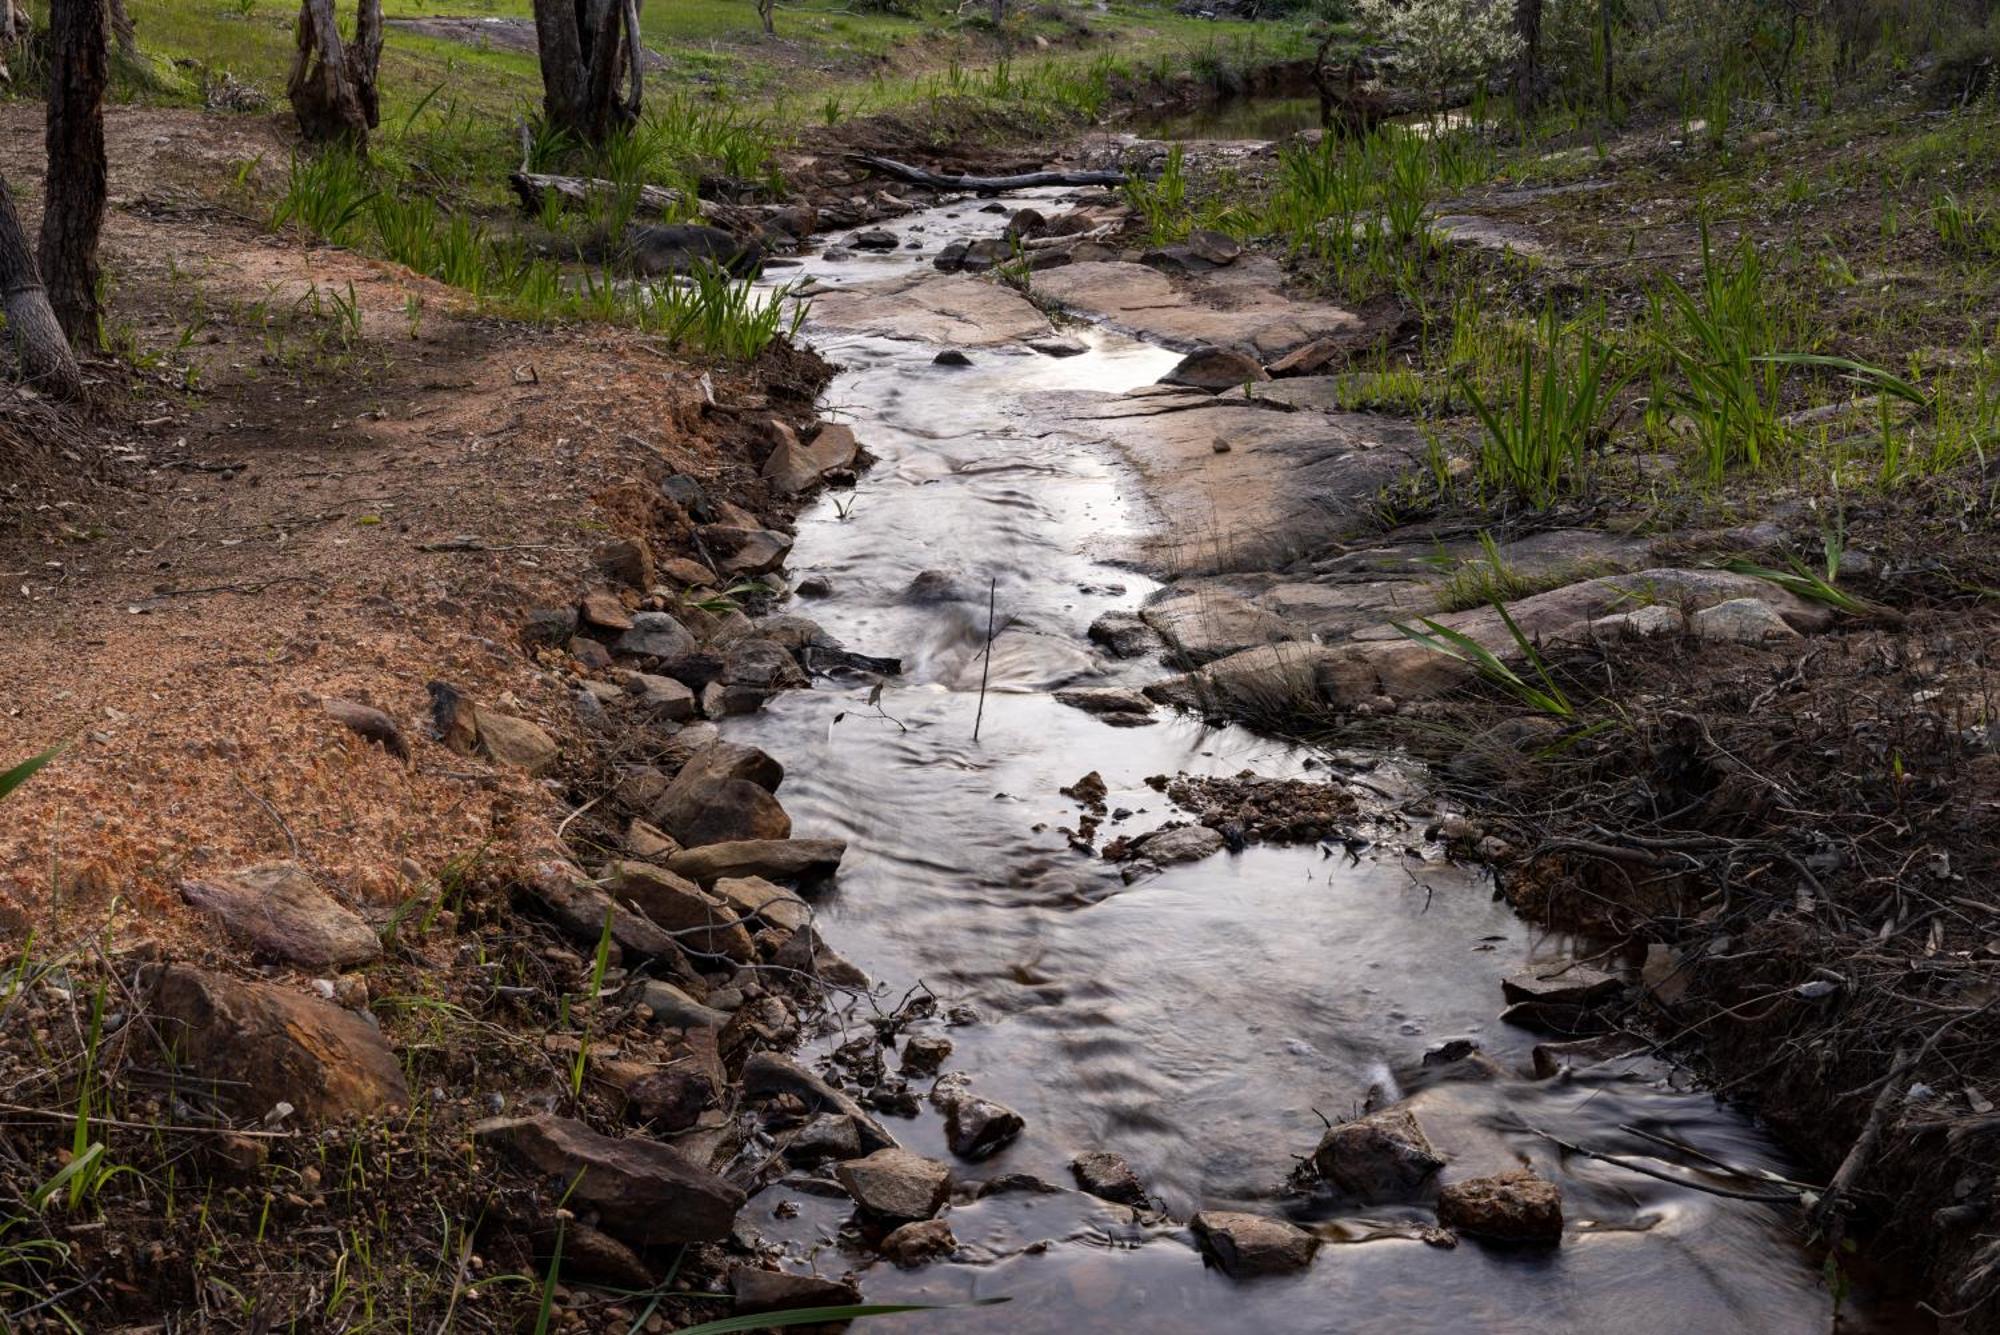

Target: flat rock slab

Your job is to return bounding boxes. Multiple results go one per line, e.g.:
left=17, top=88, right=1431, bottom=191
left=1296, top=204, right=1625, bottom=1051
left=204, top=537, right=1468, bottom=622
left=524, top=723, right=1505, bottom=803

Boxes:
left=1029, top=389, right=1428, bottom=574
left=804, top=272, right=1052, bottom=346
left=1033, top=258, right=1363, bottom=357
left=475, top=1114, right=745, bottom=1245
left=143, top=964, right=407, bottom=1121
left=180, top=861, right=380, bottom=968
left=666, top=838, right=846, bottom=886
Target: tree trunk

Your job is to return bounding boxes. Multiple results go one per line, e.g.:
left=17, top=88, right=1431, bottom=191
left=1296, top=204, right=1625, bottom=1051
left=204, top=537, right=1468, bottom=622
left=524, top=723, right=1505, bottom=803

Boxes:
left=107, top=0, right=136, bottom=59
left=989, top=0, right=1004, bottom=23
left=287, top=0, right=383, bottom=149
left=1599, top=0, right=1614, bottom=120
left=0, top=0, right=27, bottom=83
left=756, top=0, right=773, bottom=36
left=41, top=0, right=110, bottom=349
left=0, top=175, right=82, bottom=398
left=531, top=0, right=643, bottom=146
left=1513, top=0, right=1542, bottom=115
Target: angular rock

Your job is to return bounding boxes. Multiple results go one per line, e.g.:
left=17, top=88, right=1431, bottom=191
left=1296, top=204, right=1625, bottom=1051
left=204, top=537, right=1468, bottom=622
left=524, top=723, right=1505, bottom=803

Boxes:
left=1054, top=685, right=1155, bottom=722
left=143, top=964, right=408, bottom=1120
left=180, top=862, right=380, bottom=969
left=1160, top=347, right=1269, bottom=392
left=700, top=525, right=793, bottom=578
left=731, top=1268, right=861, bottom=1317
left=852, top=229, right=898, bottom=251
left=616, top=611, right=699, bottom=662
left=521, top=607, right=580, bottom=649
left=899, top=1033, right=951, bottom=1077
left=1501, top=966, right=1624, bottom=1007
left=666, top=838, right=846, bottom=886
left=880, top=1218, right=956, bottom=1266
left=835, top=1148, right=951, bottom=1222
left=474, top=1114, right=745, bottom=1244
left=784, top=1112, right=864, bottom=1163
left=1190, top=1211, right=1319, bottom=1278
left=427, top=680, right=479, bottom=755
left=580, top=588, right=635, bottom=631
left=625, top=1065, right=716, bottom=1132
left=605, top=861, right=756, bottom=963
left=1266, top=334, right=1354, bottom=378
left=324, top=699, right=409, bottom=760
left=1436, top=1171, right=1563, bottom=1244
left=474, top=709, right=559, bottom=775
left=724, top=638, right=809, bottom=694
left=594, top=537, right=655, bottom=588
left=1530, top=1033, right=1649, bottom=1079
left=1690, top=597, right=1802, bottom=644
left=657, top=556, right=718, bottom=587
left=712, top=875, right=810, bottom=933
left=1071, top=1150, right=1148, bottom=1207
left=942, top=1095, right=1024, bottom=1161
left=620, top=672, right=697, bottom=720
left=1312, top=1107, right=1445, bottom=1201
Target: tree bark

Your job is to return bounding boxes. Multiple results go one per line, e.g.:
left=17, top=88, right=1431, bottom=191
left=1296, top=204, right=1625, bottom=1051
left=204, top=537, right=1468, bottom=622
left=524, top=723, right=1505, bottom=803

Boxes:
left=0, top=175, right=82, bottom=398
left=41, top=0, right=110, bottom=349
left=844, top=153, right=1126, bottom=190
left=531, top=0, right=643, bottom=146
left=756, top=0, right=773, bottom=36
left=0, top=0, right=27, bottom=83
left=287, top=0, right=383, bottom=149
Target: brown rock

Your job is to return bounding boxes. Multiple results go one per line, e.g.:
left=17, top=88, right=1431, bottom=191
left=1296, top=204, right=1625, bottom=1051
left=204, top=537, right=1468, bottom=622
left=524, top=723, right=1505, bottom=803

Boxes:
left=699, top=525, right=793, bottom=578
left=1312, top=1106, right=1445, bottom=1201
left=880, top=1218, right=956, bottom=1266
left=616, top=611, right=698, bottom=661
left=670, top=739, right=784, bottom=794
left=594, top=537, right=655, bottom=588
left=899, top=1033, right=951, bottom=1076
left=1500, top=966, right=1624, bottom=1007
left=666, top=838, right=846, bottom=886
left=580, top=588, right=635, bottom=631
left=474, top=709, right=559, bottom=775
left=1436, top=1171, right=1563, bottom=1244
left=661, top=779, right=791, bottom=847
left=1159, top=346, right=1269, bottom=392
left=711, top=875, right=810, bottom=933
left=570, top=637, right=613, bottom=671
left=323, top=699, right=408, bottom=760
left=1190, top=1211, right=1319, bottom=1277
left=604, top=861, right=756, bottom=963
left=941, top=1094, right=1024, bottom=1161
left=523, top=861, right=695, bottom=977
left=742, top=1051, right=897, bottom=1153
left=835, top=1148, right=951, bottom=1222
left=625, top=1065, right=716, bottom=1132
left=626, top=818, right=681, bottom=860
left=1266, top=335, right=1351, bottom=378
left=619, top=672, right=697, bottom=721
left=143, top=964, right=408, bottom=1120
left=180, top=862, right=381, bottom=969
left=657, top=556, right=719, bottom=587
left=474, top=1114, right=745, bottom=1245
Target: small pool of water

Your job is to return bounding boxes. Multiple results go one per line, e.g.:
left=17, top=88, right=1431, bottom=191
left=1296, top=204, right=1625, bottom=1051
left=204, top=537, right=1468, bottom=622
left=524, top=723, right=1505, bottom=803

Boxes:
left=1126, top=94, right=1325, bottom=142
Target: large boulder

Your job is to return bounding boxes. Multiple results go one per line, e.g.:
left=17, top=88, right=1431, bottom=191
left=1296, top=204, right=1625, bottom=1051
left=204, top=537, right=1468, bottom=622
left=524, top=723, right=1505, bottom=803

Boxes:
left=1436, top=1171, right=1563, bottom=1244
left=624, top=222, right=762, bottom=279
left=143, top=965, right=407, bottom=1120
left=180, top=862, right=380, bottom=968
left=1312, top=1107, right=1445, bottom=1201
left=836, top=1148, right=952, bottom=1222
left=474, top=1114, right=745, bottom=1244
left=1190, top=1211, right=1319, bottom=1278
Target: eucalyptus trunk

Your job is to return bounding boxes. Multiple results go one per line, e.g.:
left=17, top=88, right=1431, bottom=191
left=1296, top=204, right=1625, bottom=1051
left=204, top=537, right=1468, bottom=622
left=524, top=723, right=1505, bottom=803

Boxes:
left=531, top=0, right=643, bottom=146
left=0, top=176, right=82, bottom=398
left=41, top=0, right=110, bottom=348
left=287, top=0, right=383, bottom=149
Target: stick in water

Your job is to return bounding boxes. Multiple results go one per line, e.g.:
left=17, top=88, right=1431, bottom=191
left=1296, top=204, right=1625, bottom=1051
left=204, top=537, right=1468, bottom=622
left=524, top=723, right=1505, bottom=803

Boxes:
left=973, top=577, right=997, bottom=741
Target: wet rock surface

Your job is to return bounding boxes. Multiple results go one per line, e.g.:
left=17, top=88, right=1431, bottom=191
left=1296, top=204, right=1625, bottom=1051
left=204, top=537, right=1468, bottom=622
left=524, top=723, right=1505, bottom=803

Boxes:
left=1436, top=1171, right=1564, bottom=1244
left=835, top=1147, right=952, bottom=1222
left=1190, top=1210, right=1321, bottom=1277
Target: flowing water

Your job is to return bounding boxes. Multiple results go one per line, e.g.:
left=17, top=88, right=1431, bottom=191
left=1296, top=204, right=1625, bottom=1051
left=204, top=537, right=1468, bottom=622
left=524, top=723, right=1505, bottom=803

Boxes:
left=732, top=190, right=1918, bottom=1331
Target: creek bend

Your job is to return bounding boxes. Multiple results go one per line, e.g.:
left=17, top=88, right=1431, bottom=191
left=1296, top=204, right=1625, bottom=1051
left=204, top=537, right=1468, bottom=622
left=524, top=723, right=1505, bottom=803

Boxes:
left=718, top=188, right=1884, bottom=1331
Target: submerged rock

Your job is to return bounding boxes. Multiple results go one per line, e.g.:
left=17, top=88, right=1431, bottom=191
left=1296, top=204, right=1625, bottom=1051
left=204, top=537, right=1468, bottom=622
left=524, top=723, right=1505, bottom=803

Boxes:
left=1132, top=824, right=1225, bottom=864
left=1190, top=1210, right=1320, bottom=1277
left=880, top=1218, right=956, bottom=1266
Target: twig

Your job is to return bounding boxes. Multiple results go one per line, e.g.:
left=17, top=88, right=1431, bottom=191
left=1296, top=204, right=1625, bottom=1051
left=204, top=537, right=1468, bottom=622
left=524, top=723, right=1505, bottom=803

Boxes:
left=973, top=576, right=997, bottom=742
left=1523, top=1123, right=1805, bottom=1203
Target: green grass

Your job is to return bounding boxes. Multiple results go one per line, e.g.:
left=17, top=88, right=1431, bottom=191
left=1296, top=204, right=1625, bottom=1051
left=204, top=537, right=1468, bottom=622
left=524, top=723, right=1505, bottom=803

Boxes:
left=1461, top=306, right=1624, bottom=505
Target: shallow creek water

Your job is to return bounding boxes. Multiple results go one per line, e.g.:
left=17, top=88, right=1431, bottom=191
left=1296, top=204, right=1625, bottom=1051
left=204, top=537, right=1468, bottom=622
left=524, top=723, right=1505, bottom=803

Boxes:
left=728, top=194, right=1908, bottom=1331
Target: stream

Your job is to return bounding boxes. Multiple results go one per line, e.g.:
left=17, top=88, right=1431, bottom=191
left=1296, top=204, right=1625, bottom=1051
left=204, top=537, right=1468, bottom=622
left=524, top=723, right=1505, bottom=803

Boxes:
left=724, top=191, right=1909, bottom=1331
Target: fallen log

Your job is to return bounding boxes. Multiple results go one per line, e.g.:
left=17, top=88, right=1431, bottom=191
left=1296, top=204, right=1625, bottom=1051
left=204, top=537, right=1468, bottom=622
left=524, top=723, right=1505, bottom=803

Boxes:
left=843, top=152, right=1127, bottom=191
left=509, top=169, right=689, bottom=220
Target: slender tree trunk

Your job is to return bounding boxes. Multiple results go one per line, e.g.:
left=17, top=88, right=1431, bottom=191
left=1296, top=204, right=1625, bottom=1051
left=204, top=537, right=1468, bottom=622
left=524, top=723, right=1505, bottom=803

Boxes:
left=0, top=0, right=27, bottom=83
left=1513, top=0, right=1542, bottom=116
left=989, top=0, right=1004, bottom=23
left=756, top=0, right=774, bottom=36
left=0, top=176, right=82, bottom=398
left=41, top=0, right=110, bottom=349
left=107, top=0, right=136, bottom=59
left=1599, top=0, right=1614, bottom=119
left=531, top=0, right=642, bottom=146
left=287, top=0, right=383, bottom=149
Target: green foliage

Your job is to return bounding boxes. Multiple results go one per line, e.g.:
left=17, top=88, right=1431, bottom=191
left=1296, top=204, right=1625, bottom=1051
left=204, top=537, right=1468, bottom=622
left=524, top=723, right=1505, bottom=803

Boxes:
left=1124, top=144, right=1190, bottom=245
left=0, top=745, right=62, bottom=803
left=1648, top=226, right=1788, bottom=483
left=1390, top=598, right=1584, bottom=718
left=1460, top=308, right=1623, bottom=506
left=1931, top=190, right=2000, bottom=256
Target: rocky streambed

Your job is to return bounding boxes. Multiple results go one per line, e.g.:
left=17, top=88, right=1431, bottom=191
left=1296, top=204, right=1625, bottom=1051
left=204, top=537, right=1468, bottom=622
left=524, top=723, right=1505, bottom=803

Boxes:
left=576, top=187, right=1905, bottom=1328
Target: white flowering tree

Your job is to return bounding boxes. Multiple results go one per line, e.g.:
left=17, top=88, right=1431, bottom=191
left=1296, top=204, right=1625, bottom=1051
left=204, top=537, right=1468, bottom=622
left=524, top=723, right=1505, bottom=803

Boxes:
left=1354, top=0, right=1526, bottom=107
